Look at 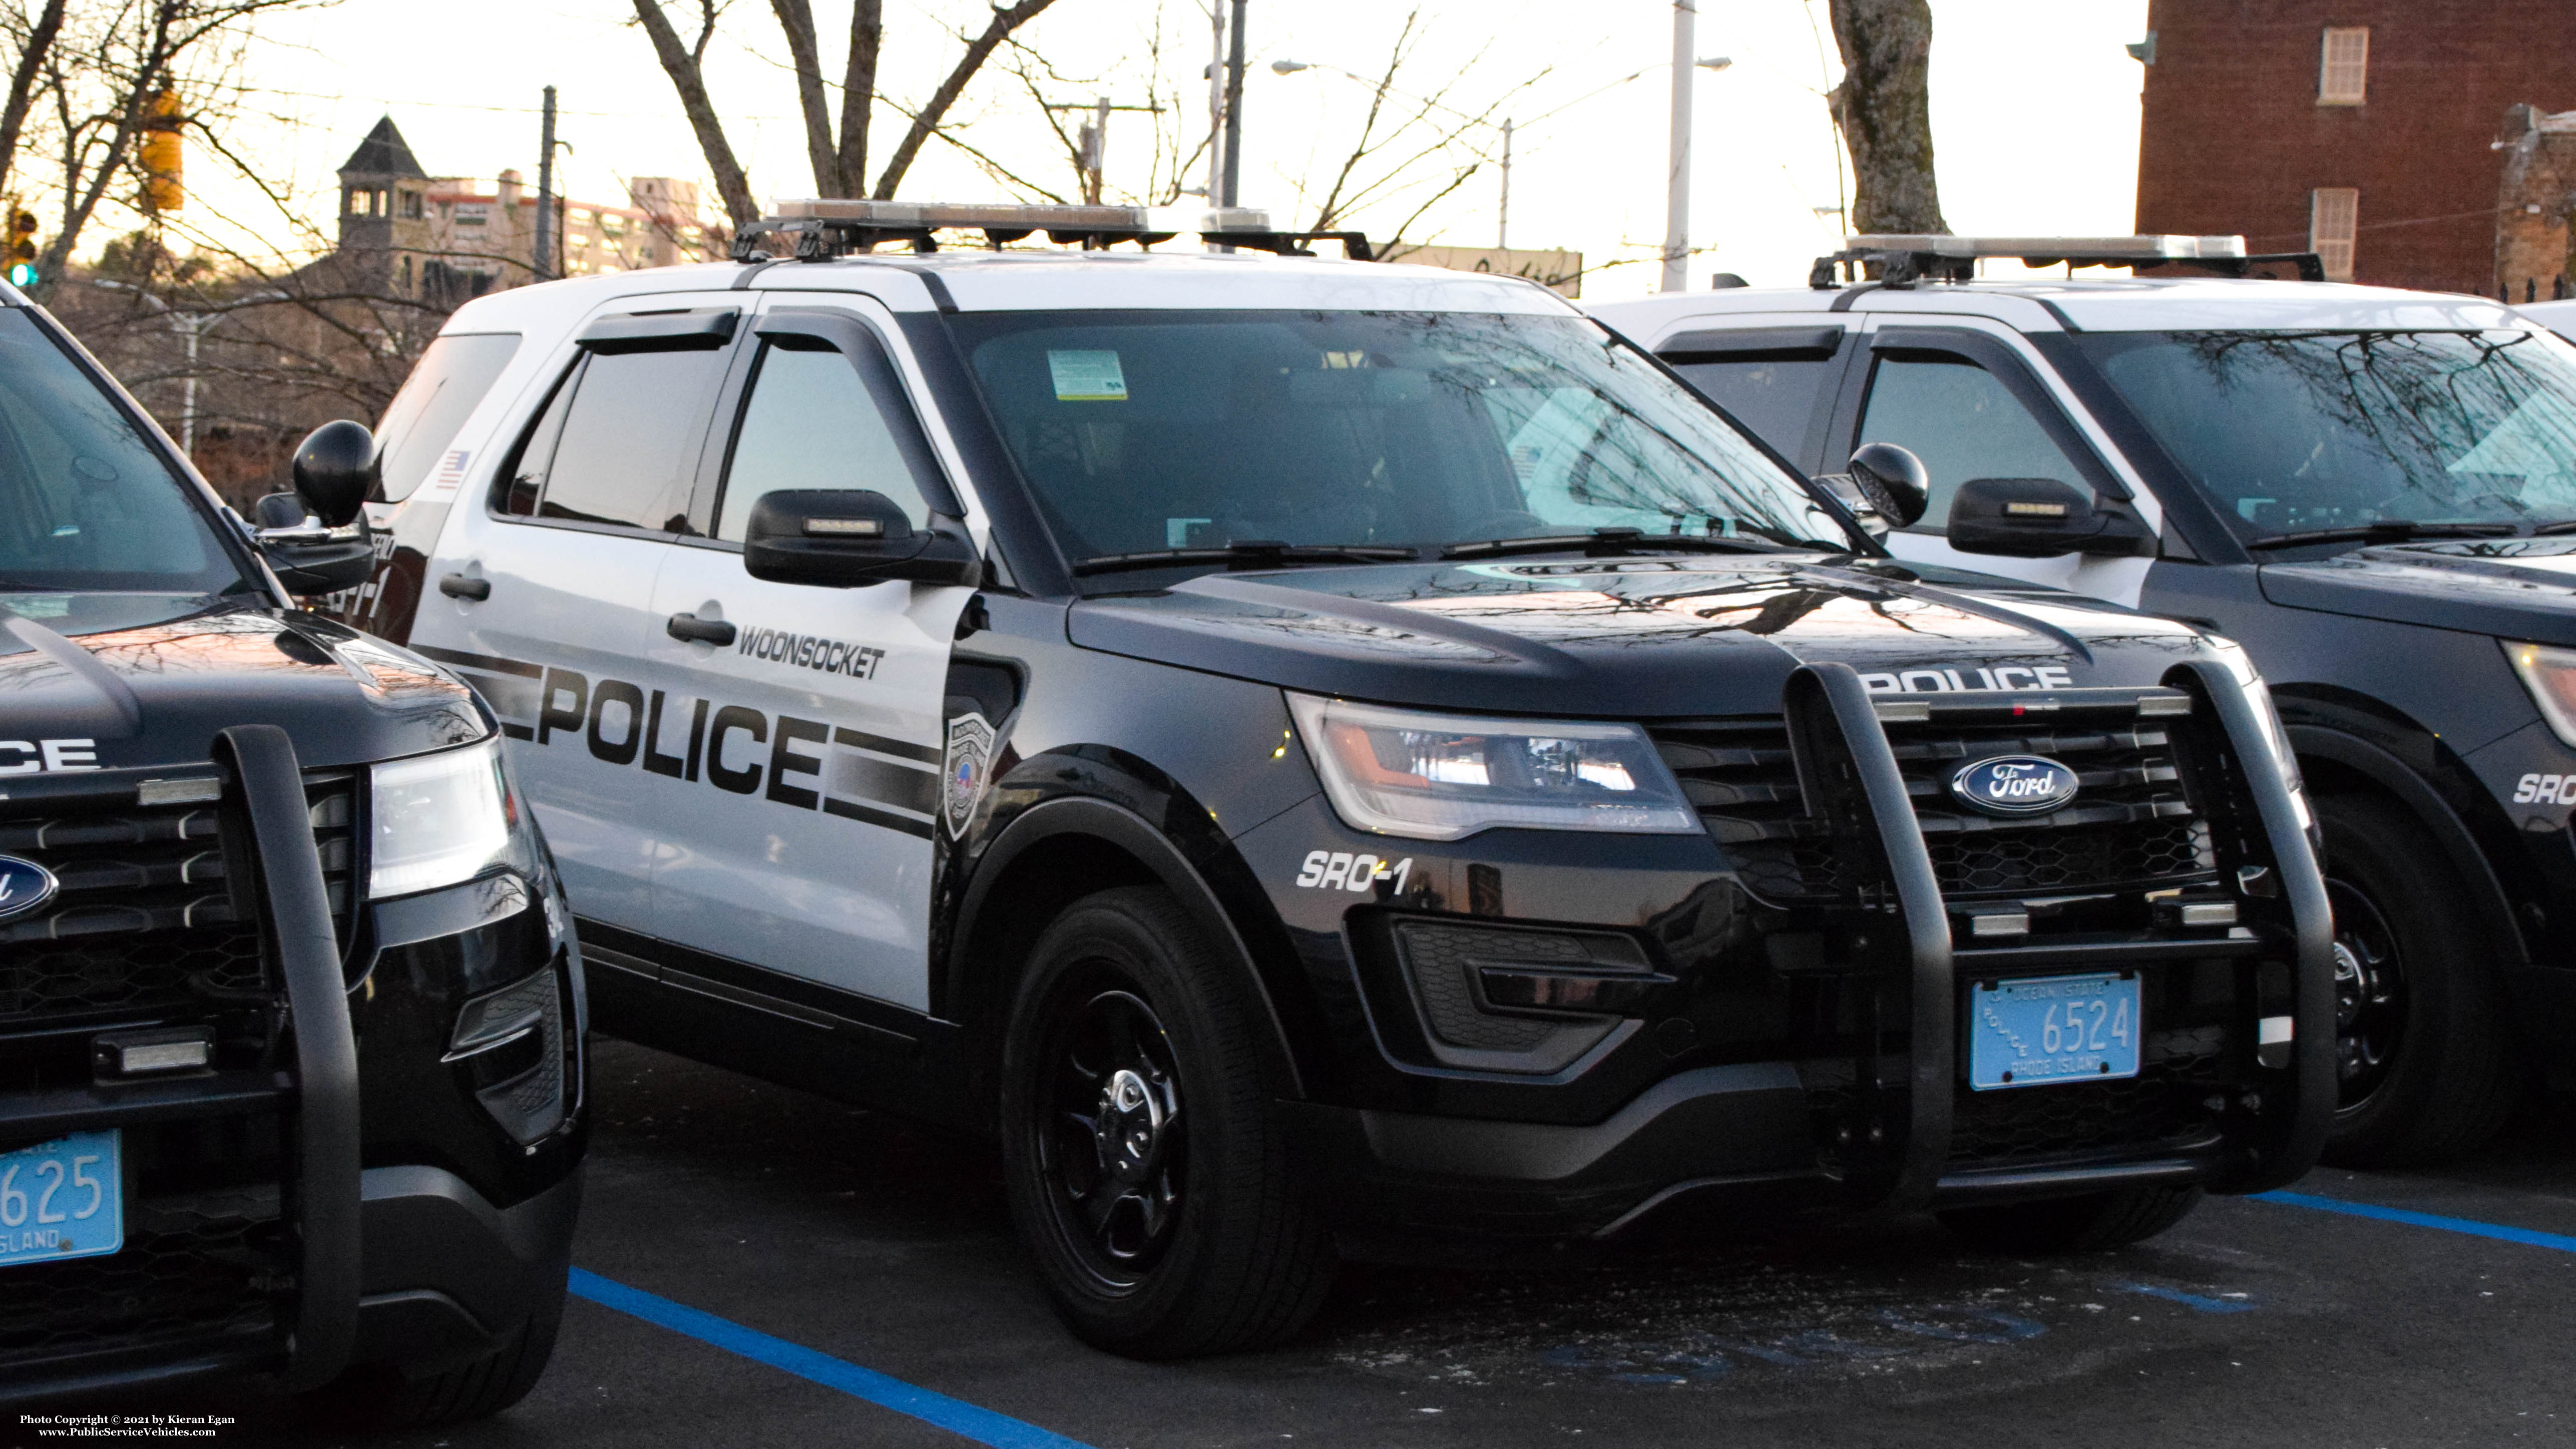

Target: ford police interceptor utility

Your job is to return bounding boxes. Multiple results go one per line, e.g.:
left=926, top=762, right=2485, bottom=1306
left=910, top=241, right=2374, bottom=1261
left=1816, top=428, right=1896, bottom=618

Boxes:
left=0, top=282, right=582, bottom=1419
left=1594, top=234, right=2576, bottom=1167
left=328, top=203, right=2329, bottom=1357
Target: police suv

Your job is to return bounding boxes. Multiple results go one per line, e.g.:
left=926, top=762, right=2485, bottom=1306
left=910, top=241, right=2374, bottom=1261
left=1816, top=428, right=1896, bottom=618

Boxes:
left=0, top=285, right=581, bottom=1418
left=1594, top=234, right=2576, bottom=1166
left=332, top=203, right=2329, bottom=1358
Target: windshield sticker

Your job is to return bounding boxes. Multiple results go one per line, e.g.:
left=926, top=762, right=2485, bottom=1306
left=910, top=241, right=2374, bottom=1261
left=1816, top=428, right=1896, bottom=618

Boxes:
left=1048, top=349, right=1128, bottom=402
left=1861, top=665, right=2076, bottom=693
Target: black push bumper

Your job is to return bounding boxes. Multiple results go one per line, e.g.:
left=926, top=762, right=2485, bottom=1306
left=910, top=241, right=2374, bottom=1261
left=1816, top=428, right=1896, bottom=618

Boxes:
left=1292, top=662, right=2335, bottom=1240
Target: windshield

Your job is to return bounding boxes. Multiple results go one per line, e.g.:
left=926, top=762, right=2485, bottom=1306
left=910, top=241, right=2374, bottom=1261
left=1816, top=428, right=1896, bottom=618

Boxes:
left=952, top=309, right=1854, bottom=575
left=0, top=310, right=245, bottom=592
left=2073, top=329, right=2576, bottom=542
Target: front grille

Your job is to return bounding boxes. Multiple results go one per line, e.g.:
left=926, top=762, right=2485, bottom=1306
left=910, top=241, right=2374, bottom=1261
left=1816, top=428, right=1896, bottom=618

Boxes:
left=0, top=1186, right=286, bottom=1368
left=0, top=773, right=357, bottom=1031
left=1648, top=718, right=2217, bottom=902
left=1947, top=1029, right=2226, bottom=1165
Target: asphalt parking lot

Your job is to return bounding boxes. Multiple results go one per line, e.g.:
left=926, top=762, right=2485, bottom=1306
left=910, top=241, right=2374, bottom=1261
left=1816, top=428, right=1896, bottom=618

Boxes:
left=113, top=1036, right=2576, bottom=1449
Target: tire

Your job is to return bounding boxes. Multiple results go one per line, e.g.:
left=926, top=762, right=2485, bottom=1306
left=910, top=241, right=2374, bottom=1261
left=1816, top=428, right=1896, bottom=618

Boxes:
left=2315, top=793, right=2520, bottom=1167
left=1939, top=1185, right=2203, bottom=1254
left=998, top=886, right=1335, bottom=1358
left=304, top=1265, right=566, bottom=1430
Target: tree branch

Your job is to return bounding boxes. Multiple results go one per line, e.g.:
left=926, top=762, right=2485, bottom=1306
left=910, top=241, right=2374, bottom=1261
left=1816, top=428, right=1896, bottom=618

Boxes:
left=871, top=0, right=1058, bottom=200
left=632, top=0, right=758, bottom=227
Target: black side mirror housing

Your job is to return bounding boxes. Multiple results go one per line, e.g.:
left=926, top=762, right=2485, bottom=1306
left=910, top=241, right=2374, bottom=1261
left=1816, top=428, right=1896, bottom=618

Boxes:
left=291, top=420, right=377, bottom=528
left=743, top=490, right=982, bottom=589
left=1847, top=442, right=1931, bottom=530
left=1947, top=476, right=2155, bottom=559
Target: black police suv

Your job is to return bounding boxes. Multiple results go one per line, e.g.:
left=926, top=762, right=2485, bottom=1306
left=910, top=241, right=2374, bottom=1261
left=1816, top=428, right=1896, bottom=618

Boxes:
left=1596, top=244, right=2576, bottom=1164
left=327, top=205, right=2331, bottom=1359
left=0, top=290, right=582, bottom=1421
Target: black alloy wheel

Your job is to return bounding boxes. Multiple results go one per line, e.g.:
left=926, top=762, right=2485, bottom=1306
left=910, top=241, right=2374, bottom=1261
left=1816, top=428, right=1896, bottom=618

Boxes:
left=2325, top=876, right=2406, bottom=1111
left=1035, top=987, right=1187, bottom=1287
left=998, top=886, right=1335, bottom=1357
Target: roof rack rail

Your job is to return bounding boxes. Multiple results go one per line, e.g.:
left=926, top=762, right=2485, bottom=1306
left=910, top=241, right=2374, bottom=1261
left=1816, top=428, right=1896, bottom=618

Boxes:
left=1809, top=234, right=2327, bottom=289
left=730, top=199, right=1376, bottom=264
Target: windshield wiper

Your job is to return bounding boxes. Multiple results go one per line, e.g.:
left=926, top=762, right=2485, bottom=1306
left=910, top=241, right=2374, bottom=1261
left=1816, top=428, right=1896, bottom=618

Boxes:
left=2245, top=521, right=2517, bottom=552
left=1071, top=539, right=1420, bottom=577
left=1440, top=526, right=1793, bottom=562
left=2528, top=519, right=2576, bottom=536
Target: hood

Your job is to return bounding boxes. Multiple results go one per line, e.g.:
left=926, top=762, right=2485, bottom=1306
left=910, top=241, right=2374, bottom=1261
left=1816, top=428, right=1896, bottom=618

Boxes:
left=0, top=593, right=485, bottom=771
left=1067, top=556, right=2213, bottom=717
left=2260, top=537, right=2576, bottom=646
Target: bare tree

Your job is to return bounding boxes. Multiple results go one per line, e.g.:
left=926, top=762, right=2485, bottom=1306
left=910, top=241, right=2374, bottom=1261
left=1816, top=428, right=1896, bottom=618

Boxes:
left=1826, top=0, right=1945, bottom=235
left=632, top=0, right=1060, bottom=231
left=0, top=0, right=69, bottom=198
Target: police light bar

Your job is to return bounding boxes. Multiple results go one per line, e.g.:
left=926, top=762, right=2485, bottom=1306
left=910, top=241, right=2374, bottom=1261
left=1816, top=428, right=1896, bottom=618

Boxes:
left=1810, top=233, right=2324, bottom=289
left=735, top=199, right=1373, bottom=263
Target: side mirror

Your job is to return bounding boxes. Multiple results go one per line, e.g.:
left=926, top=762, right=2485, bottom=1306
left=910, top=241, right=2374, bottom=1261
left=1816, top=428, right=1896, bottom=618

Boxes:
left=743, top=490, right=982, bottom=589
left=1847, top=442, right=1931, bottom=530
left=292, top=420, right=377, bottom=528
left=1947, top=476, right=2154, bottom=559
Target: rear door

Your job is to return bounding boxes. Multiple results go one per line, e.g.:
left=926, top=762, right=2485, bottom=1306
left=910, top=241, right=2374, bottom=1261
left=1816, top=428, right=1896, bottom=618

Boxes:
left=639, top=293, right=976, bottom=1011
left=409, top=298, right=742, bottom=927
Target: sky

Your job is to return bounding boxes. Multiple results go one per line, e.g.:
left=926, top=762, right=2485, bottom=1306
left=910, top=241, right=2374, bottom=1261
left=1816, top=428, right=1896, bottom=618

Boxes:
left=163, top=0, right=2152, bottom=301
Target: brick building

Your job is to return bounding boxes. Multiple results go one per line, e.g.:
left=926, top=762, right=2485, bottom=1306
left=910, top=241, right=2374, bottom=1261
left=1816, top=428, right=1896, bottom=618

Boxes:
left=329, top=115, right=721, bottom=306
left=2132, top=1, right=2576, bottom=296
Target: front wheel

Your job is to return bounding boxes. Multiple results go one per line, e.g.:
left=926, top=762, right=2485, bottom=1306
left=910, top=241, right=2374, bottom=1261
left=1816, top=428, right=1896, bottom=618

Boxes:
left=998, top=887, right=1335, bottom=1358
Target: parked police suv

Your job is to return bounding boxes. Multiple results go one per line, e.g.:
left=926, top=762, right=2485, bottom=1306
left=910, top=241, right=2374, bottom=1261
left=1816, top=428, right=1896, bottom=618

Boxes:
left=328, top=203, right=2328, bottom=1358
left=0, top=283, right=583, bottom=1420
left=1595, top=233, right=2576, bottom=1167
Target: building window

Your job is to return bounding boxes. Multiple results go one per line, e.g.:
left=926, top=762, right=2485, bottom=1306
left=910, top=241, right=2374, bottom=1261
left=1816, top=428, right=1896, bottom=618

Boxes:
left=399, top=255, right=413, bottom=293
left=2318, top=26, right=2368, bottom=105
left=2311, top=187, right=2359, bottom=280
left=398, top=190, right=422, bottom=220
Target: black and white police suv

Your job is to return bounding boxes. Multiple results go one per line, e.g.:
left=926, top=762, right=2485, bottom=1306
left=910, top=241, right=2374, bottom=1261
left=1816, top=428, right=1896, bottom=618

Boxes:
left=329, top=202, right=2329, bottom=1358
left=0, top=284, right=583, bottom=1421
left=1594, top=233, right=2576, bottom=1166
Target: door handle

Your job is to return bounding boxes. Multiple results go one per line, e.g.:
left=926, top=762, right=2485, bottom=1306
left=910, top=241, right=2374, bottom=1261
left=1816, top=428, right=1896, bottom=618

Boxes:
left=666, top=612, right=737, bottom=646
left=439, top=574, right=491, bottom=601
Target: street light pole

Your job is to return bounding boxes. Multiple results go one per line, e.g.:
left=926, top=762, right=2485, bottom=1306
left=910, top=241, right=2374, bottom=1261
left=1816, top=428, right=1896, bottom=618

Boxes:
left=1498, top=118, right=1512, bottom=250
left=1220, top=0, right=1248, bottom=209
left=1661, top=0, right=1695, bottom=293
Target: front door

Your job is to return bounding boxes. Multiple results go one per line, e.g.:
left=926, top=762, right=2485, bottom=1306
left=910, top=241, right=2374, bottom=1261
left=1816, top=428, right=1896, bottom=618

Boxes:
left=641, top=296, right=974, bottom=1011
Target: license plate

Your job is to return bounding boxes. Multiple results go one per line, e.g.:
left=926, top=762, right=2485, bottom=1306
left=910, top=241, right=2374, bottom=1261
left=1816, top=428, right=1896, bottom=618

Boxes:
left=1967, top=973, right=2140, bottom=1091
left=0, top=1130, right=122, bottom=1267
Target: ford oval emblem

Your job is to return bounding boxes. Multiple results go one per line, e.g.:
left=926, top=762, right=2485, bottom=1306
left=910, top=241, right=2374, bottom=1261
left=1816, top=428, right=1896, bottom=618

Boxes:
left=0, top=855, right=59, bottom=921
left=1949, top=755, right=2080, bottom=818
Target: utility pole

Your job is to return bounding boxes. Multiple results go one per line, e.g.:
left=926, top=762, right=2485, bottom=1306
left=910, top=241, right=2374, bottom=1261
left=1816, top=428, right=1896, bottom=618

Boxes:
left=1497, top=118, right=1512, bottom=250
left=1220, top=0, right=1248, bottom=208
left=1079, top=96, right=1110, bottom=203
left=534, top=85, right=557, bottom=282
left=1203, top=3, right=1226, bottom=205
left=1660, top=0, right=1694, bottom=292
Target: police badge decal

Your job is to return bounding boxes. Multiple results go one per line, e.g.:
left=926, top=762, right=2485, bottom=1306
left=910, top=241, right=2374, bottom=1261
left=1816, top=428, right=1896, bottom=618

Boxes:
left=944, top=712, right=997, bottom=836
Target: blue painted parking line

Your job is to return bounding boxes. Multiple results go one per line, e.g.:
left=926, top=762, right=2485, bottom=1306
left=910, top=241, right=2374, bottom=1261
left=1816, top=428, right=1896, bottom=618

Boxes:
left=568, top=1268, right=1097, bottom=1449
left=2111, top=1281, right=2254, bottom=1314
left=2253, top=1191, right=2576, bottom=1254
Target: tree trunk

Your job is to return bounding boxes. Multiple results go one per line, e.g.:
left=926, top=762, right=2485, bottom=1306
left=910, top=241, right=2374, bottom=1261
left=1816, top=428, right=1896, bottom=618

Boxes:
left=768, top=0, right=841, bottom=197
left=1827, top=0, right=1946, bottom=235
left=836, top=0, right=881, bottom=198
left=0, top=0, right=68, bottom=200
left=631, top=0, right=759, bottom=229
left=870, top=0, right=1056, bottom=200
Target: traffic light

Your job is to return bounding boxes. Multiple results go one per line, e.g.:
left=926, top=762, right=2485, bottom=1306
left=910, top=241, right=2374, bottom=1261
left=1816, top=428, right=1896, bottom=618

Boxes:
left=140, top=91, right=183, bottom=213
left=6, top=205, right=34, bottom=287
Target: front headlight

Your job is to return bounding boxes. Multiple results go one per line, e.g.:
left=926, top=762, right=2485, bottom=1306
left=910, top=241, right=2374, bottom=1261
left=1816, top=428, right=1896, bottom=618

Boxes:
left=370, top=738, right=515, bottom=898
left=2506, top=640, right=2576, bottom=748
left=1285, top=693, right=1700, bottom=841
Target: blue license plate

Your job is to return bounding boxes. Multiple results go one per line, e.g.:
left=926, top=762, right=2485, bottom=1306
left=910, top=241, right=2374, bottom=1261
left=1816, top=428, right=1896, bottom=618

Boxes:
left=0, top=1130, right=122, bottom=1267
left=1967, top=973, right=2140, bottom=1091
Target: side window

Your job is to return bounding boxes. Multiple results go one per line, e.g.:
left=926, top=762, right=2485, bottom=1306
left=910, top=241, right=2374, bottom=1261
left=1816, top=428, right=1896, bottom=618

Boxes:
left=1661, top=335, right=1841, bottom=461
left=371, top=332, right=520, bottom=504
left=1856, top=353, right=2094, bottom=529
left=496, top=344, right=726, bottom=532
left=714, top=337, right=933, bottom=542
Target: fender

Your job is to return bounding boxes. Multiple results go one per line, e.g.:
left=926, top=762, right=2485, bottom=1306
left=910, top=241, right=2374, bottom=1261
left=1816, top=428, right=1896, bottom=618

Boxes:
left=2288, top=723, right=2529, bottom=967
left=947, top=794, right=1308, bottom=1099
